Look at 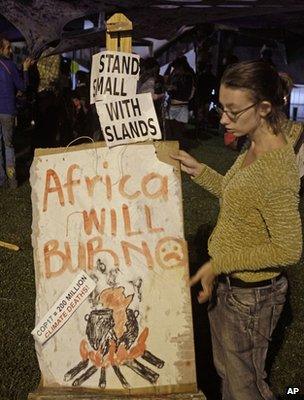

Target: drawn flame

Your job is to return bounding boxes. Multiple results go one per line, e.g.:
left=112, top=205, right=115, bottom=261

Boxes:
left=80, top=328, right=149, bottom=367
left=80, top=287, right=149, bottom=367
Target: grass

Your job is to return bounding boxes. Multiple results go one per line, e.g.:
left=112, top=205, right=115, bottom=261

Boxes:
left=0, top=133, right=303, bottom=399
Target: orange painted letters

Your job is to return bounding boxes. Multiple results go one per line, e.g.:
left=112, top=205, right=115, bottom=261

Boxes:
left=43, top=169, right=65, bottom=212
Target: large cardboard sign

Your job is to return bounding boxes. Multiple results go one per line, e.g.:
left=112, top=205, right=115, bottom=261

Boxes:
left=30, top=142, right=196, bottom=394
left=96, top=93, right=162, bottom=147
left=90, top=51, right=140, bottom=104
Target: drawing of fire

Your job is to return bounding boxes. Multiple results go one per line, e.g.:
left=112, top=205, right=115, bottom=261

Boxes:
left=64, top=285, right=165, bottom=388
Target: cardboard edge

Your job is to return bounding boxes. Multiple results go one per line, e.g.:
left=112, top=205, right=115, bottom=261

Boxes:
left=28, top=383, right=198, bottom=397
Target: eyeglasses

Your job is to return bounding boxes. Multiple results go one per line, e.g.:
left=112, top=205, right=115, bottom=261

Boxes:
left=214, top=102, right=259, bottom=123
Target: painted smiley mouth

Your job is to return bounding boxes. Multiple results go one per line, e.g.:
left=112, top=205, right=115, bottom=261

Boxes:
left=163, top=252, right=181, bottom=262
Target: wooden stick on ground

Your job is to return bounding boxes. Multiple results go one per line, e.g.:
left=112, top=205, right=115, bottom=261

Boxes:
left=0, top=240, right=19, bottom=251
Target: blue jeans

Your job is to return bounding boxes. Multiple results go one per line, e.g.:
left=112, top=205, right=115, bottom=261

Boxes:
left=0, top=114, right=15, bottom=184
left=208, top=275, right=288, bottom=400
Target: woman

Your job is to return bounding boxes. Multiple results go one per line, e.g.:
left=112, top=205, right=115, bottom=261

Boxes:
left=171, top=60, right=302, bottom=400
left=0, top=36, right=31, bottom=188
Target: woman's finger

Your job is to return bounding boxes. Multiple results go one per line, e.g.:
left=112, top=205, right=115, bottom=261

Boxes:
left=198, top=282, right=213, bottom=303
left=179, top=149, right=191, bottom=157
left=170, top=149, right=192, bottom=159
left=189, top=270, right=203, bottom=287
left=170, top=153, right=187, bottom=162
left=180, top=165, right=193, bottom=174
left=197, top=290, right=209, bottom=304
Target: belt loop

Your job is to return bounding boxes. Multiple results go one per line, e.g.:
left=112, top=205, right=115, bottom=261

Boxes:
left=271, top=276, right=277, bottom=289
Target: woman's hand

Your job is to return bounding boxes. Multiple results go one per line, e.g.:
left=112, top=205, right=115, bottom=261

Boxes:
left=170, top=150, right=203, bottom=177
left=189, top=261, right=216, bottom=304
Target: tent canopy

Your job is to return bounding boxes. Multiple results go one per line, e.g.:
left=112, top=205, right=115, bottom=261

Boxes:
left=1, top=1, right=304, bottom=57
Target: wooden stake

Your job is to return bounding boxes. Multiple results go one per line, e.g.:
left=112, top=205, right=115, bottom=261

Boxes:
left=106, top=13, right=132, bottom=52
left=0, top=240, right=19, bottom=251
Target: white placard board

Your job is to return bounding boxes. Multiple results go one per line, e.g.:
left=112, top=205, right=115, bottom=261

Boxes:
left=90, top=51, right=140, bottom=104
left=30, top=142, right=196, bottom=395
left=96, top=93, right=162, bottom=147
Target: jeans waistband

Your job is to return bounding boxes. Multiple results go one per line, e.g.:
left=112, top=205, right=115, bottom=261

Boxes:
left=218, top=274, right=283, bottom=288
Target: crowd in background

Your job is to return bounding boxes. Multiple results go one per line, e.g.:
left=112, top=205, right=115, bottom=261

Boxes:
left=137, top=55, right=218, bottom=144
left=3, top=44, right=223, bottom=152
left=0, top=37, right=234, bottom=149
left=0, top=34, right=296, bottom=189
left=24, top=51, right=100, bottom=148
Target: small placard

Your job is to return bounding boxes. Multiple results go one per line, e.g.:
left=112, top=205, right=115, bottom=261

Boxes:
left=90, top=50, right=140, bottom=104
left=32, top=271, right=96, bottom=344
left=96, top=93, right=162, bottom=147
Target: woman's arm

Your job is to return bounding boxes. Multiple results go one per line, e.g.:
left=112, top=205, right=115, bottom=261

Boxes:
left=191, top=164, right=223, bottom=198
left=211, top=188, right=303, bottom=274
left=171, top=150, right=224, bottom=198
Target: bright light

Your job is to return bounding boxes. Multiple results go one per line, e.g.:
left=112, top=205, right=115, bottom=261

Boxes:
left=84, top=19, right=94, bottom=30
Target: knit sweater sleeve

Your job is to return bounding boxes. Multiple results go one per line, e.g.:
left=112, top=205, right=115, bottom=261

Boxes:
left=191, top=163, right=223, bottom=198
left=211, top=188, right=303, bottom=274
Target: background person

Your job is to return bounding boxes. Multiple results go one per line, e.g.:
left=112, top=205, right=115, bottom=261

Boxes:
left=34, top=50, right=61, bottom=148
left=164, top=56, right=195, bottom=143
left=137, top=57, right=165, bottom=131
left=195, top=62, right=218, bottom=134
left=0, top=35, right=32, bottom=188
left=72, top=70, right=101, bottom=142
left=172, top=60, right=302, bottom=400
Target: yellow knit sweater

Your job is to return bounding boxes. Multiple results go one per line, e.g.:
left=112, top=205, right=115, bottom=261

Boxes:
left=192, top=141, right=303, bottom=282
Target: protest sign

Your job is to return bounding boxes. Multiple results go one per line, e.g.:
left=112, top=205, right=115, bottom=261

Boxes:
left=30, top=141, right=196, bottom=394
left=90, top=51, right=140, bottom=104
left=96, top=93, right=162, bottom=147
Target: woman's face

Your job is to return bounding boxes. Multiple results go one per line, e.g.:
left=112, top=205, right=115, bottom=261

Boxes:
left=218, top=84, right=260, bottom=137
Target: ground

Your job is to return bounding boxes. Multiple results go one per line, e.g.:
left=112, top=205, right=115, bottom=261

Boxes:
left=0, top=133, right=303, bottom=400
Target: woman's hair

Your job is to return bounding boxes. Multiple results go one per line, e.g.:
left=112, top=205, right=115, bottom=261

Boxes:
left=171, top=56, right=193, bottom=75
left=221, top=60, right=293, bottom=133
